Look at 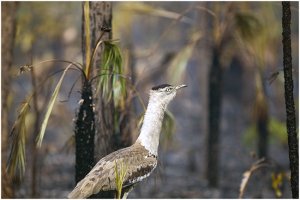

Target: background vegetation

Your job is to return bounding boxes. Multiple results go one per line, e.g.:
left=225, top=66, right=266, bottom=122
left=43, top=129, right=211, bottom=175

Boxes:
left=1, top=1, right=298, bottom=198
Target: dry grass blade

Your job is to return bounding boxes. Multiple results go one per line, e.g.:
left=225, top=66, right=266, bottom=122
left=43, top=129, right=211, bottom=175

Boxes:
left=195, top=6, right=217, bottom=19
left=239, top=158, right=270, bottom=198
left=83, top=1, right=91, bottom=77
left=167, top=31, right=202, bottom=83
left=7, top=100, right=31, bottom=178
left=119, top=2, right=193, bottom=24
left=36, top=65, right=73, bottom=147
left=18, top=59, right=83, bottom=73
left=239, top=171, right=252, bottom=199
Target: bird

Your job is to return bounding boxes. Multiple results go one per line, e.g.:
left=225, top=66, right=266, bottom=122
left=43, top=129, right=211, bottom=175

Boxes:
left=68, top=84, right=187, bottom=199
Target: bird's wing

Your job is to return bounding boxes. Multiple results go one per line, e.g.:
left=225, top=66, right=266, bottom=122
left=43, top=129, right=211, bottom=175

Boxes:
left=68, top=143, right=157, bottom=199
left=122, top=143, right=157, bottom=187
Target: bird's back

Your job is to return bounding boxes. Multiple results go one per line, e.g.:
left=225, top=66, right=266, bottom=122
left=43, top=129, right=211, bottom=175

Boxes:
left=68, top=142, right=157, bottom=199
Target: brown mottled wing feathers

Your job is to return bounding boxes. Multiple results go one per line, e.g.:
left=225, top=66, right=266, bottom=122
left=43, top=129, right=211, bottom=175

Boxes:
left=67, top=143, right=157, bottom=199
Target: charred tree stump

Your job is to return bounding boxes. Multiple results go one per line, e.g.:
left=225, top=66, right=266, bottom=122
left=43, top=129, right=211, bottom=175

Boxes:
left=75, top=81, right=95, bottom=183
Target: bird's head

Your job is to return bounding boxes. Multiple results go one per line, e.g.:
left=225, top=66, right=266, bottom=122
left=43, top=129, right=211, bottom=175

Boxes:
left=149, top=84, right=187, bottom=106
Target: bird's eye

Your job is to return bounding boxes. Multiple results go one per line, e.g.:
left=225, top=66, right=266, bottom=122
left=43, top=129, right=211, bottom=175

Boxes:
left=166, top=88, right=172, bottom=92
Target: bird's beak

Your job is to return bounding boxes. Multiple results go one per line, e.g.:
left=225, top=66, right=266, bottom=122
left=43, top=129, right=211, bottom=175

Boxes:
left=175, top=84, right=187, bottom=90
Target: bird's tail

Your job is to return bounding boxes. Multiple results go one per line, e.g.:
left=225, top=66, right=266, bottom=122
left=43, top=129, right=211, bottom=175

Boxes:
left=68, top=179, right=88, bottom=199
left=67, top=177, right=96, bottom=199
left=68, top=187, right=84, bottom=199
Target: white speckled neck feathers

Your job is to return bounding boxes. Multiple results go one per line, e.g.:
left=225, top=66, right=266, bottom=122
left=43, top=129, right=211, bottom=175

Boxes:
left=136, top=90, right=173, bottom=156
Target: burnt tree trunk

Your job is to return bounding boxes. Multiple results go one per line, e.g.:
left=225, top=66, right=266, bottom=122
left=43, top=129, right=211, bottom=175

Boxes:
left=254, top=71, right=269, bottom=159
left=205, top=2, right=235, bottom=188
left=1, top=2, right=18, bottom=198
left=282, top=2, right=298, bottom=198
left=81, top=2, right=116, bottom=198
left=257, top=111, right=269, bottom=158
left=79, top=2, right=133, bottom=197
left=75, top=81, right=96, bottom=183
left=207, top=46, right=223, bottom=188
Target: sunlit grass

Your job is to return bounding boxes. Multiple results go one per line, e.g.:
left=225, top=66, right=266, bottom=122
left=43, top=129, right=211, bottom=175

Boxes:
left=7, top=100, right=30, bottom=178
left=114, top=160, right=128, bottom=199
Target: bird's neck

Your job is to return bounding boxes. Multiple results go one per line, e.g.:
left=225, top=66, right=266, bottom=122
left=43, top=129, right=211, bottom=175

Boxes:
left=136, top=95, right=167, bottom=156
